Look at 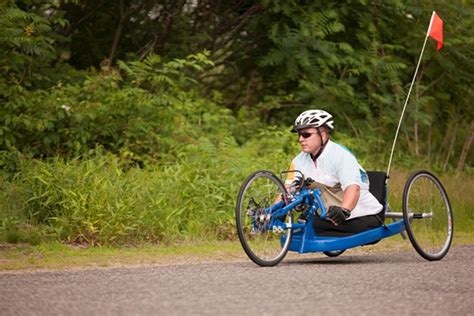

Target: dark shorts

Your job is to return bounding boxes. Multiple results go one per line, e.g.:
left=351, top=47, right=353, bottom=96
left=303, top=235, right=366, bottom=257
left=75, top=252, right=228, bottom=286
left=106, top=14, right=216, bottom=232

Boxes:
left=313, top=213, right=384, bottom=237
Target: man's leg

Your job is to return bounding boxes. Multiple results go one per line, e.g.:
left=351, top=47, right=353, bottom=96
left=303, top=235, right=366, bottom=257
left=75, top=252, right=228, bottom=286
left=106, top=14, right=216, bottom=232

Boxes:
left=313, top=214, right=382, bottom=237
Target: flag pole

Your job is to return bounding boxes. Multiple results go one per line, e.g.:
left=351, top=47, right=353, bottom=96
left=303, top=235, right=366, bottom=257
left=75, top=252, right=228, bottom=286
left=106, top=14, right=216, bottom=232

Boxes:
left=386, top=11, right=436, bottom=177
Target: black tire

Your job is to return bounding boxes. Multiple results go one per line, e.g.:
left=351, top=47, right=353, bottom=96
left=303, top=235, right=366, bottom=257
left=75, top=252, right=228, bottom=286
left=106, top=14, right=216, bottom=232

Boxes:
left=323, top=250, right=345, bottom=257
left=236, top=171, right=293, bottom=267
left=402, top=170, right=453, bottom=261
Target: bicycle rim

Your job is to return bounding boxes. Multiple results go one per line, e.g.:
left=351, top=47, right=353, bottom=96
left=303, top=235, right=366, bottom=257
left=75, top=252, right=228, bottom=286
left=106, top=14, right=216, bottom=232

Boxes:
left=236, top=171, right=292, bottom=266
left=403, top=171, right=453, bottom=261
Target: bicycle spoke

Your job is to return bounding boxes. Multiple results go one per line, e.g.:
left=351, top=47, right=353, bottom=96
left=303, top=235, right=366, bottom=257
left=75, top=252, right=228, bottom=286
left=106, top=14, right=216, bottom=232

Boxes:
left=236, top=171, right=292, bottom=266
left=403, top=171, right=453, bottom=261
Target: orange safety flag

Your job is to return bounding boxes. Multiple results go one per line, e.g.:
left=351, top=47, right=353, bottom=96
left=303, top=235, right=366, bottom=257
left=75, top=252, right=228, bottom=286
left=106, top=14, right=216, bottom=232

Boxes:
left=428, top=12, right=444, bottom=50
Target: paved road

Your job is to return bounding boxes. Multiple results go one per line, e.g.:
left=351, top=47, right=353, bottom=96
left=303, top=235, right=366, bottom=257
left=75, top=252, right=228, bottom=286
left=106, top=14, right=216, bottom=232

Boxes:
left=1, top=244, right=473, bottom=315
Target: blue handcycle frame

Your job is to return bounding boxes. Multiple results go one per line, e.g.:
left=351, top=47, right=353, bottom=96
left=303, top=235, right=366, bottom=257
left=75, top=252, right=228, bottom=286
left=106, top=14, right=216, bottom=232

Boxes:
left=267, top=186, right=405, bottom=253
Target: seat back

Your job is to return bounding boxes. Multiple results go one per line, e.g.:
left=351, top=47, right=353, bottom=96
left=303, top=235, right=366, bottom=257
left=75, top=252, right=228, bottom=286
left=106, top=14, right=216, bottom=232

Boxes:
left=366, top=171, right=388, bottom=207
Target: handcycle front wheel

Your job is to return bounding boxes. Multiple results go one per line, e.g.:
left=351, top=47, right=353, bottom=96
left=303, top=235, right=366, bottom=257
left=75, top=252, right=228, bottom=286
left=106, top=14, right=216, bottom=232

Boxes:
left=236, top=171, right=293, bottom=267
left=403, top=170, right=453, bottom=261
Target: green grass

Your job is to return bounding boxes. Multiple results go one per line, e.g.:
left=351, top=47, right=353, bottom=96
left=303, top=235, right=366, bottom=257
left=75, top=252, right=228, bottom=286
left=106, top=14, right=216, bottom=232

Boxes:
left=0, top=150, right=472, bottom=259
left=386, top=170, right=474, bottom=233
left=0, top=141, right=293, bottom=246
left=1, top=232, right=473, bottom=271
left=0, top=241, right=246, bottom=271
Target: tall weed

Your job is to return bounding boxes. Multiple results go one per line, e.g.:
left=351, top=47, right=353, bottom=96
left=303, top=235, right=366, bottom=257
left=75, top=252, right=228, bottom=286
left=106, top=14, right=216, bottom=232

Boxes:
left=0, top=130, right=293, bottom=245
left=0, top=134, right=472, bottom=246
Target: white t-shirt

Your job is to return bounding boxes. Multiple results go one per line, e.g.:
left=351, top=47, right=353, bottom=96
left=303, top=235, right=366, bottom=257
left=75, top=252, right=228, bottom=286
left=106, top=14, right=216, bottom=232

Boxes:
left=285, top=140, right=382, bottom=219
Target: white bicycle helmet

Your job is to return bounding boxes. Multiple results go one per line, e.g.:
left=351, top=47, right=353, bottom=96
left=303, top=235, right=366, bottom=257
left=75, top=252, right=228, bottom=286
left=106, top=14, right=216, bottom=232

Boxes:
left=291, top=109, right=334, bottom=132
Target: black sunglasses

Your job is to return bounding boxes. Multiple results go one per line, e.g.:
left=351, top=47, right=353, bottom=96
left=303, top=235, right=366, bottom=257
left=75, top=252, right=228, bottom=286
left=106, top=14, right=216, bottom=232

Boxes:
left=298, top=132, right=319, bottom=139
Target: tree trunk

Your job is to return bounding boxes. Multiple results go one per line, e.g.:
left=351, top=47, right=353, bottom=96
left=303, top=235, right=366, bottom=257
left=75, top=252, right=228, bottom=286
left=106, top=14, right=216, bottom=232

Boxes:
left=414, top=83, right=420, bottom=156
left=428, top=125, right=432, bottom=166
left=403, top=130, right=414, bottom=156
left=153, top=0, right=187, bottom=54
left=456, top=121, right=474, bottom=174
left=443, top=122, right=459, bottom=172
left=342, top=112, right=361, bottom=138
left=437, top=125, right=451, bottom=165
left=108, top=0, right=125, bottom=66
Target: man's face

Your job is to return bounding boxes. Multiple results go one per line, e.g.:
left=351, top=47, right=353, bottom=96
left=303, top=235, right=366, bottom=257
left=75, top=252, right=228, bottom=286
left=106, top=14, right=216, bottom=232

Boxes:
left=298, top=127, right=325, bottom=155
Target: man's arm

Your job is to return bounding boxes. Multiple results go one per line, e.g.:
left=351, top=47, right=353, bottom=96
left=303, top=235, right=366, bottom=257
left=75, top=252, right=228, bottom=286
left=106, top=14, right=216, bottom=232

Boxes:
left=341, top=184, right=360, bottom=211
left=326, top=184, right=360, bottom=225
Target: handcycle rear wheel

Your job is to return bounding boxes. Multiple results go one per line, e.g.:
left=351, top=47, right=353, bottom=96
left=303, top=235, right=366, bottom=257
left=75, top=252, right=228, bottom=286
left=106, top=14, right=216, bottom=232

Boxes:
left=236, top=171, right=293, bottom=267
left=403, top=170, right=453, bottom=261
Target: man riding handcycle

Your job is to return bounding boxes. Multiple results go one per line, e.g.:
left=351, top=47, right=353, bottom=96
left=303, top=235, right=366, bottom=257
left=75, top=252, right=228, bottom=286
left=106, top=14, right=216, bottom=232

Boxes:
left=236, top=110, right=453, bottom=267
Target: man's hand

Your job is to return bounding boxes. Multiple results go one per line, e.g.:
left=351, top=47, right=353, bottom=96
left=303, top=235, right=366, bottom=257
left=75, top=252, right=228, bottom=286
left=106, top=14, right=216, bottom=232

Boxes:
left=327, top=206, right=351, bottom=225
left=290, top=176, right=303, bottom=188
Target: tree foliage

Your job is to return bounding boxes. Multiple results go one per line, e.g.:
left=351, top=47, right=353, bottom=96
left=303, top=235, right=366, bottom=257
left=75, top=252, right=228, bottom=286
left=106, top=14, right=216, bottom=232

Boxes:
left=0, top=0, right=472, bottom=172
left=1, top=0, right=473, bottom=246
